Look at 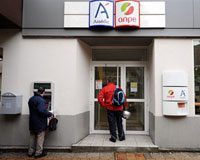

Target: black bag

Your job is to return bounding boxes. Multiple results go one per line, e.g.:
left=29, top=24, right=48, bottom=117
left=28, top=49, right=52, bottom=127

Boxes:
left=49, top=117, right=58, bottom=131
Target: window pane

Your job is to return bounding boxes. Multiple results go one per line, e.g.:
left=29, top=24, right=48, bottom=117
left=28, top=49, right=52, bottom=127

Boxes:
left=126, top=67, right=144, bottom=99
left=94, top=102, right=109, bottom=130
left=92, top=49, right=147, bottom=61
left=194, top=40, right=200, bottom=115
left=95, top=67, right=121, bottom=98
left=126, top=102, right=144, bottom=131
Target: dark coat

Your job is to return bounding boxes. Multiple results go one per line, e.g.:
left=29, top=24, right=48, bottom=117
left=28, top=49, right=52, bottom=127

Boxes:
left=28, top=92, right=52, bottom=132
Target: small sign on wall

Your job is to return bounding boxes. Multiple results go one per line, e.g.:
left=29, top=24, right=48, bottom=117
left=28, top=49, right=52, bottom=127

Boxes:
left=89, top=0, right=114, bottom=27
left=115, top=0, right=140, bottom=28
left=130, top=82, right=137, bottom=92
left=96, top=80, right=103, bottom=89
left=163, top=87, right=188, bottom=101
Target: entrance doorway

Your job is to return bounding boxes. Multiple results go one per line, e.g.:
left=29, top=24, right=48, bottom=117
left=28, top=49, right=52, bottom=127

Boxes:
left=90, top=62, right=148, bottom=134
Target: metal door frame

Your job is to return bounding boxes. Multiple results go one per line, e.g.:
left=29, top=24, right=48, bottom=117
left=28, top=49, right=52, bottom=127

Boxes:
left=90, top=61, right=149, bottom=135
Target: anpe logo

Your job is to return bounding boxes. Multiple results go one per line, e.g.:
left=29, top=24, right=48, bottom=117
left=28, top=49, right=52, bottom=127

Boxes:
left=115, top=0, right=140, bottom=28
left=168, top=90, right=174, bottom=95
left=167, top=89, right=175, bottom=99
left=121, top=2, right=134, bottom=15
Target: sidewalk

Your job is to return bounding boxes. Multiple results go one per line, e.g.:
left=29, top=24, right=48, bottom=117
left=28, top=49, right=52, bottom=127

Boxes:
left=1, top=152, right=200, bottom=159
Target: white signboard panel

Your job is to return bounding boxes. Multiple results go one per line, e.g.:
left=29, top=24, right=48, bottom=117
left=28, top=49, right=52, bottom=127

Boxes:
left=163, top=87, right=188, bottom=101
left=163, top=72, right=188, bottom=87
left=89, top=0, right=114, bottom=27
left=64, top=1, right=166, bottom=28
left=115, top=0, right=140, bottom=27
left=163, top=101, right=187, bottom=116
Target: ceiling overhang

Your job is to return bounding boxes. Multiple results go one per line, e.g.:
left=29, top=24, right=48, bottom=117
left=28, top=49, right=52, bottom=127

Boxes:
left=80, top=37, right=153, bottom=46
left=0, top=0, right=23, bottom=28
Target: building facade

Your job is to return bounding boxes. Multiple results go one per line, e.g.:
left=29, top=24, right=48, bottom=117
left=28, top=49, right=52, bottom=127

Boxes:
left=0, top=0, right=200, bottom=150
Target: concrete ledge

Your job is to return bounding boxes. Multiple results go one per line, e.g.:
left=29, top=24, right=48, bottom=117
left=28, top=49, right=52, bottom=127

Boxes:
left=159, top=148, right=200, bottom=152
left=72, top=146, right=158, bottom=153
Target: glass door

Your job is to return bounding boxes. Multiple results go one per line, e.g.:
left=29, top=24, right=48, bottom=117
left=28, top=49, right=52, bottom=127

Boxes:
left=90, top=63, right=148, bottom=134
left=124, top=66, right=147, bottom=134
left=92, top=65, right=121, bottom=133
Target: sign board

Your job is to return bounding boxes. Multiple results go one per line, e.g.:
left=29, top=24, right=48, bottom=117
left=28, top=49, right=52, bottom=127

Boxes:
left=163, top=101, right=187, bottom=116
left=163, top=87, right=188, bottom=101
left=163, top=72, right=188, bottom=87
left=89, top=0, right=114, bottom=27
left=130, top=82, right=137, bottom=92
left=115, top=0, right=140, bottom=28
left=96, top=80, right=103, bottom=89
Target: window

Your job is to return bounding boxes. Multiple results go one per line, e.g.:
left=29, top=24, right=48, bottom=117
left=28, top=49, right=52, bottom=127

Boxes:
left=92, top=49, right=147, bottom=61
left=0, top=48, right=3, bottom=102
left=194, top=40, right=200, bottom=114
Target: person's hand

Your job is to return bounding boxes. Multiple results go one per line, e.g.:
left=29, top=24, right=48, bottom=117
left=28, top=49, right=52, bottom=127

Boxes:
left=49, top=110, right=54, bottom=114
left=49, top=114, right=54, bottom=120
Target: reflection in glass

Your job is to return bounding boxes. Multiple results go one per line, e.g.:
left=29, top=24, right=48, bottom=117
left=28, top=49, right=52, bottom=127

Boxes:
left=126, top=102, right=144, bottom=131
left=94, top=66, right=121, bottom=130
left=94, top=102, right=109, bottom=130
left=194, top=41, right=200, bottom=114
left=92, top=49, right=147, bottom=61
left=126, top=67, right=144, bottom=99
left=95, top=67, right=121, bottom=98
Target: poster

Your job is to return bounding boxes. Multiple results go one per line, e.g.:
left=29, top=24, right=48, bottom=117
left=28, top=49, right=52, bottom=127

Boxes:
left=130, top=82, right=137, bottom=92
left=96, top=80, right=102, bottom=89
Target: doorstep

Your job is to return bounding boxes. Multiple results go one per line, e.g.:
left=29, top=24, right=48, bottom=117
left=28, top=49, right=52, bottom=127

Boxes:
left=72, top=134, right=158, bottom=152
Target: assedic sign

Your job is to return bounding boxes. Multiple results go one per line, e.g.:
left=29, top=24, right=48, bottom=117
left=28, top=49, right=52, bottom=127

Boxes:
left=89, top=0, right=114, bottom=27
left=115, top=0, right=140, bottom=27
left=89, top=0, right=140, bottom=28
left=163, top=87, right=188, bottom=101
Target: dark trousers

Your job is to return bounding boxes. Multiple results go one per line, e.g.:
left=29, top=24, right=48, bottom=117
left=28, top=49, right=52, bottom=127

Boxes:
left=107, top=109, right=124, bottom=139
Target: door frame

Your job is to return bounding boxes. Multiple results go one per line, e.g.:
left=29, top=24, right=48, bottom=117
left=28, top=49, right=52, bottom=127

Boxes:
left=90, top=61, right=149, bottom=135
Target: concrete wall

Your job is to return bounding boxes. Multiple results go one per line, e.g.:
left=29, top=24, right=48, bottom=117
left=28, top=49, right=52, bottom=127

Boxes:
left=0, top=112, right=89, bottom=148
left=152, top=39, right=198, bottom=149
left=148, top=41, right=156, bottom=143
left=23, top=0, right=200, bottom=29
left=22, top=0, right=200, bottom=37
left=0, top=30, right=91, bottom=148
left=0, top=31, right=92, bottom=115
left=154, top=39, right=194, bottom=117
left=155, top=116, right=200, bottom=149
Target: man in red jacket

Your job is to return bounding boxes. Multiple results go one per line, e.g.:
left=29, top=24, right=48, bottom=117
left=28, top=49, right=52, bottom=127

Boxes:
left=98, top=77, right=127, bottom=142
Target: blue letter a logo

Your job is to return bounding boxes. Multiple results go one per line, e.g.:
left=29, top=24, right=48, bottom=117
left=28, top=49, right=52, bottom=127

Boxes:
left=95, top=3, right=109, bottom=18
left=180, top=90, right=186, bottom=97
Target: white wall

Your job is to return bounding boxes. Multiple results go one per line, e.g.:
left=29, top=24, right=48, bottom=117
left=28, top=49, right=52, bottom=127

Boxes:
left=74, top=40, right=91, bottom=114
left=148, top=41, right=156, bottom=115
left=0, top=31, right=92, bottom=116
left=154, top=39, right=194, bottom=116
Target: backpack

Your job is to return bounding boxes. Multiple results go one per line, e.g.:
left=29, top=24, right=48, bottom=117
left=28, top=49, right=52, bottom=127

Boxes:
left=112, top=85, right=125, bottom=106
left=49, top=117, right=58, bottom=131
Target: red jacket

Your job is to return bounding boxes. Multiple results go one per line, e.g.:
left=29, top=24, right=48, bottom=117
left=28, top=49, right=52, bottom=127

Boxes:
left=98, top=82, right=127, bottom=111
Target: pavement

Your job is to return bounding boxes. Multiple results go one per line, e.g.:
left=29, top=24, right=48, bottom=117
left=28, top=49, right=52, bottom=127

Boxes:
left=1, top=151, right=200, bottom=160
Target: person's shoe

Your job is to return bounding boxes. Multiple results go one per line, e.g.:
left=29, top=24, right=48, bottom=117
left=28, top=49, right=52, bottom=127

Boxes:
left=109, top=137, right=116, bottom=142
left=28, top=152, right=35, bottom=157
left=119, top=136, right=125, bottom=141
left=34, top=152, right=47, bottom=159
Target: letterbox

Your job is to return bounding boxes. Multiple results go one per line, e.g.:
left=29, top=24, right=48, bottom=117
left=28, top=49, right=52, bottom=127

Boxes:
left=162, top=72, right=188, bottom=116
left=0, top=92, right=22, bottom=114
